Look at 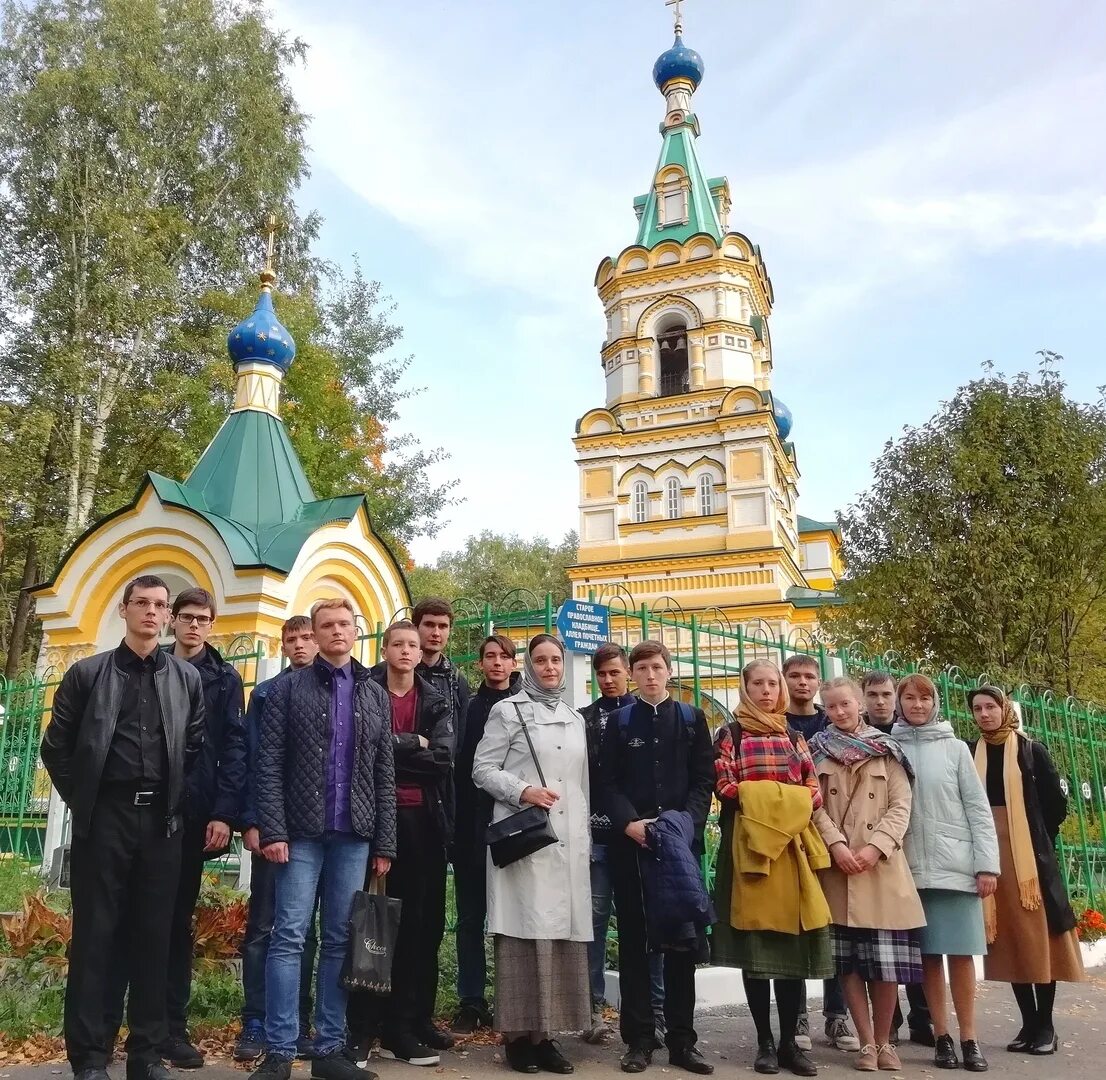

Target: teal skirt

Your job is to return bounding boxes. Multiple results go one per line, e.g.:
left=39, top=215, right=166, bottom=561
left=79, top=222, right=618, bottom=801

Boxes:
left=917, top=889, right=987, bottom=957
left=710, top=810, right=834, bottom=980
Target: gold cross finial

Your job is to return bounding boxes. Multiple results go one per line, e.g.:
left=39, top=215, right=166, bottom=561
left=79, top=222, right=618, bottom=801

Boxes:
left=261, top=212, right=280, bottom=287
left=666, top=0, right=684, bottom=35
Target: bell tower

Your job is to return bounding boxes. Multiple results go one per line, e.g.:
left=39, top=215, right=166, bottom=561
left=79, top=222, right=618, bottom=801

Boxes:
left=568, top=6, right=840, bottom=632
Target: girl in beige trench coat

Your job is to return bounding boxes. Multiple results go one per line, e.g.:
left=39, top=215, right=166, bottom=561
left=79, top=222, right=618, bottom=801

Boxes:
left=810, top=678, right=926, bottom=1073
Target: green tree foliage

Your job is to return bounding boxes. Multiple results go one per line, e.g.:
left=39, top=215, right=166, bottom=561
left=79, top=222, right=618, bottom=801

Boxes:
left=409, top=531, right=579, bottom=607
left=828, top=354, right=1106, bottom=698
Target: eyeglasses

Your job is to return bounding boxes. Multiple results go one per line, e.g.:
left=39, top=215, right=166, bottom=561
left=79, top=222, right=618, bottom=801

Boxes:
left=127, top=599, right=169, bottom=612
left=176, top=613, right=213, bottom=627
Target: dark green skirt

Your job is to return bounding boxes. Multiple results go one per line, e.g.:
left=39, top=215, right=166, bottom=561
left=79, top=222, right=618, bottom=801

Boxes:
left=710, top=809, right=834, bottom=980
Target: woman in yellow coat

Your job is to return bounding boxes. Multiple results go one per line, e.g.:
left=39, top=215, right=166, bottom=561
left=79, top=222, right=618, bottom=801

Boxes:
left=809, top=678, right=925, bottom=1073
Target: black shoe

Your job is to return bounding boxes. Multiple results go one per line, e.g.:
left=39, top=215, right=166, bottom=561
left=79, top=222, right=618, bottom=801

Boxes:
left=251, top=1053, right=294, bottom=1080
left=934, top=1034, right=959, bottom=1069
left=777, top=1040, right=817, bottom=1077
left=127, top=1065, right=173, bottom=1080
left=1006, top=1028, right=1035, bottom=1053
left=961, top=1041, right=988, bottom=1072
left=416, top=1023, right=456, bottom=1051
left=160, top=1036, right=205, bottom=1069
left=379, top=1034, right=440, bottom=1067
left=669, top=1046, right=714, bottom=1075
left=1027, top=1030, right=1057, bottom=1056
left=533, top=1040, right=574, bottom=1074
left=312, top=1047, right=367, bottom=1080
left=452, top=1002, right=493, bottom=1034
left=620, top=1046, right=652, bottom=1073
left=297, top=1033, right=317, bottom=1059
left=75, top=1070, right=110, bottom=1080
left=235, top=1021, right=267, bottom=1062
left=506, top=1037, right=540, bottom=1074
left=754, top=1037, right=779, bottom=1074
left=911, top=1026, right=937, bottom=1048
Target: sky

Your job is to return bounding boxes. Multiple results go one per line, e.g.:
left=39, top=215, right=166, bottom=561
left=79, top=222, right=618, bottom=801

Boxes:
left=268, top=0, right=1106, bottom=564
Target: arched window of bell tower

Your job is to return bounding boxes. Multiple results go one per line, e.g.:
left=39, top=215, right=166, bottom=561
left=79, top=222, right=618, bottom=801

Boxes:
left=657, top=318, right=690, bottom=398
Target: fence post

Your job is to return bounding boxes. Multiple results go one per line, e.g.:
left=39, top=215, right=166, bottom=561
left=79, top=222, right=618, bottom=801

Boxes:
left=639, top=603, right=649, bottom=642
left=1059, top=696, right=1096, bottom=905
left=544, top=594, right=554, bottom=635
left=690, top=615, right=702, bottom=708
left=483, top=602, right=493, bottom=637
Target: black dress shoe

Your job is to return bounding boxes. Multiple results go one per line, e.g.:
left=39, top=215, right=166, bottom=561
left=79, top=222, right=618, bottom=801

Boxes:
left=777, top=1040, right=818, bottom=1077
left=753, top=1037, right=779, bottom=1075
left=934, top=1034, right=959, bottom=1069
left=506, top=1037, right=540, bottom=1074
left=620, top=1046, right=652, bottom=1073
left=160, top=1036, right=205, bottom=1069
left=75, top=1069, right=110, bottom=1080
left=417, top=1023, right=457, bottom=1050
left=1006, top=1028, right=1035, bottom=1053
left=911, top=1026, right=936, bottom=1048
left=127, top=1064, right=174, bottom=1080
left=961, top=1040, right=988, bottom=1072
left=669, top=1046, right=714, bottom=1075
left=1027, top=1031, right=1057, bottom=1056
left=533, top=1040, right=574, bottom=1074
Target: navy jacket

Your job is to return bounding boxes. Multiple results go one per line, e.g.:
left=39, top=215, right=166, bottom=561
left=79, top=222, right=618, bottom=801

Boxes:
left=184, top=642, right=247, bottom=827
left=641, top=809, right=715, bottom=950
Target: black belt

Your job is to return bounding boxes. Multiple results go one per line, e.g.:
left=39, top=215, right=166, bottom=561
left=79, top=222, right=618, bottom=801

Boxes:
left=102, top=782, right=166, bottom=806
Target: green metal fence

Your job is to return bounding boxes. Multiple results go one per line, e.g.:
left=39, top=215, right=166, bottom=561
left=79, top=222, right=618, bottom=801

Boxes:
left=3, top=593, right=1105, bottom=911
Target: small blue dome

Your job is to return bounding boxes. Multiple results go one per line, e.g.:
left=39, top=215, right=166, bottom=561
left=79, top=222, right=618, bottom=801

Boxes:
left=653, top=33, right=704, bottom=91
left=227, top=287, right=296, bottom=372
left=773, top=397, right=794, bottom=440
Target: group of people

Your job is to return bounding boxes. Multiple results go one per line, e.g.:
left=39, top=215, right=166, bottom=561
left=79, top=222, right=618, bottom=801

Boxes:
left=39, top=576, right=1086, bottom=1080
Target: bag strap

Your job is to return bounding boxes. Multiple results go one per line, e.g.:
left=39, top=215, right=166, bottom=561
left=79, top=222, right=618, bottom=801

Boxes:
left=367, top=873, right=387, bottom=895
left=512, top=703, right=548, bottom=788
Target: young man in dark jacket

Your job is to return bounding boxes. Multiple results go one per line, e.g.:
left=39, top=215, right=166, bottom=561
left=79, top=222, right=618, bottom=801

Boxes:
left=235, top=616, right=321, bottom=1063
left=600, top=641, right=715, bottom=1075
left=412, top=597, right=470, bottom=753
left=40, top=575, right=205, bottom=1080
left=783, top=654, right=859, bottom=1054
left=106, top=586, right=247, bottom=1068
left=349, top=620, right=455, bottom=1067
left=450, top=634, right=519, bottom=1034
left=253, top=598, right=396, bottom=1080
left=580, top=643, right=637, bottom=1043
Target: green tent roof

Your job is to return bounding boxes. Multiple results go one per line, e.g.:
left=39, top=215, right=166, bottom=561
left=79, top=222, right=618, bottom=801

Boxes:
left=635, top=116, right=724, bottom=249
left=797, top=514, right=841, bottom=537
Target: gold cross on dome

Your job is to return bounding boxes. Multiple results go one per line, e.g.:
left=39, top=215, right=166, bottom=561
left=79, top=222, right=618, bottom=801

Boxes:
left=261, top=212, right=281, bottom=285
left=666, top=0, right=685, bottom=34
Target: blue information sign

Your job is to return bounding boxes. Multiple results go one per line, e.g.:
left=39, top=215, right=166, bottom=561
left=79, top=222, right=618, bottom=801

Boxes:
left=555, top=600, right=611, bottom=654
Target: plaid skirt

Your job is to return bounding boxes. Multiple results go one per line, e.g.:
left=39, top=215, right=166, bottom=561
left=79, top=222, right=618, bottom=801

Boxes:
left=832, top=926, right=923, bottom=984
left=493, top=936, right=590, bottom=1035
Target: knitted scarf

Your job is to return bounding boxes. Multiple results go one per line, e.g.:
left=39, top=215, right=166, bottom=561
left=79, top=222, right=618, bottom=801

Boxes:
left=972, top=689, right=1039, bottom=942
left=808, top=721, right=914, bottom=779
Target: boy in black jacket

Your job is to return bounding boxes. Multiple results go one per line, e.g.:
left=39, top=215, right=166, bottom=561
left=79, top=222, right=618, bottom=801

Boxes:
left=450, top=634, right=519, bottom=1033
left=600, top=641, right=715, bottom=1075
left=349, top=620, right=455, bottom=1068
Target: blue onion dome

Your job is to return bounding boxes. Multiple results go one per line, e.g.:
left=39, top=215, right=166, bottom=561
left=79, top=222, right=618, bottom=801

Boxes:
left=227, top=282, right=296, bottom=372
left=773, top=396, right=793, bottom=440
left=653, top=33, right=705, bottom=91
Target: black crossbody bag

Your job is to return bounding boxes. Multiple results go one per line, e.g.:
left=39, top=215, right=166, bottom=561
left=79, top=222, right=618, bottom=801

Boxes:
left=485, top=703, right=559, bottom=868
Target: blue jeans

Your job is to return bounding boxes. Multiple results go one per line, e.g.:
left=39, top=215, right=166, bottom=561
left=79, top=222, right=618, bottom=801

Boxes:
left=242, top=853, right=319, bottom=1031
left=264, top=833, right=370, bottom=1057
left=798, top=977, right=848, bottom=1022
left=589, top=845, right=664, bottom=1013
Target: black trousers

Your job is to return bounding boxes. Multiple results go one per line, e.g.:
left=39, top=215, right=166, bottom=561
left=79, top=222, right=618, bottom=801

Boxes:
left=348, top=805, right=447, bottom=1038
left=66, top=790, right=182, bottom=1071
left=609, top=837, right=697, bottom=1051
left=105, top=817, right=209, bottom=1040
left=452, top=847, right=489, bottom=1008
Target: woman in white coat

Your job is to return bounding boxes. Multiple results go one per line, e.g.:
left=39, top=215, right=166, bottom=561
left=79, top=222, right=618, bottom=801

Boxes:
left=473, top=634, right=591, bottom=1075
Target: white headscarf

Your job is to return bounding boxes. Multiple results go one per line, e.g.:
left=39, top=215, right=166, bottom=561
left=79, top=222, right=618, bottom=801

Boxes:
left=520, top=634, right=567, bottom=709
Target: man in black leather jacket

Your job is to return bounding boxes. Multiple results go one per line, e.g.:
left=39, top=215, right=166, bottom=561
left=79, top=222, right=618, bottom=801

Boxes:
left=41, top=575, right=205, bottom=1080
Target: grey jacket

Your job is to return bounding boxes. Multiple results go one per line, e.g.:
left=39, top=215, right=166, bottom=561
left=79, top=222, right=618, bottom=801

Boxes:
left=256, top=656, right=397, bottom=857
left=889, top=719, right=1000, bottom=893
left=40, top=645, right=206, bottom=838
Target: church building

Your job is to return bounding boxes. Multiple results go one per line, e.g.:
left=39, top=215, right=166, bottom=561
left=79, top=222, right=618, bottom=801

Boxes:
left=568, top=12, right=842, bottom=636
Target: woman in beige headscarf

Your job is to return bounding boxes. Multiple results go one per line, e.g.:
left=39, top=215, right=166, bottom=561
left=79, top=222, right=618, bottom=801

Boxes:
left=968, top=687, right=1084, bottom=1058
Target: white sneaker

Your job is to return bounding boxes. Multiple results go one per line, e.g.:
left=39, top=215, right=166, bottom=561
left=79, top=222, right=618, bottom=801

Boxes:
left=826, top=1018, right=861, bottom=1052
left=794, top=1014, right=812, bottom=1051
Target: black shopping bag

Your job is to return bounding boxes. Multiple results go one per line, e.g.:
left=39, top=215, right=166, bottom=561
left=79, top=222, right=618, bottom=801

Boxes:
left=341, top=876, right=402, bottom=993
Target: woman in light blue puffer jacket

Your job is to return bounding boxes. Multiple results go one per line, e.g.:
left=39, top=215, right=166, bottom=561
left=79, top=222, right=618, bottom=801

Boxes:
left=890, top=674, right=999, bottom=1074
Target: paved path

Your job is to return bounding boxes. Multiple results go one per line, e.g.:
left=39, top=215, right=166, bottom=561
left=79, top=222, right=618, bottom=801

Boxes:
left=5, top=972, right=1104, bottom=1076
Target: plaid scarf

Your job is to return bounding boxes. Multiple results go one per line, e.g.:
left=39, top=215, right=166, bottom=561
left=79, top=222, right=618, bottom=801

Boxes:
left=809, top=722, right=914, bottom=779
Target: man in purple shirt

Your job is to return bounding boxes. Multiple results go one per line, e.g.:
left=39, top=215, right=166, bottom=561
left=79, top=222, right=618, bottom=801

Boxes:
left=254, top=599, right=397, bottom=1080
